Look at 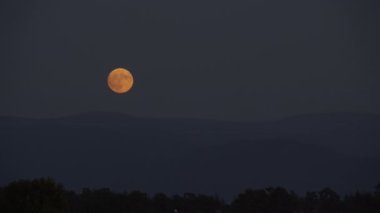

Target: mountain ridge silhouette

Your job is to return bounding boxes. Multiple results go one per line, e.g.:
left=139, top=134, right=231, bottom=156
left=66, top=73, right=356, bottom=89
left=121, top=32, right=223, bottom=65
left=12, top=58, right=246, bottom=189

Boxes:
left=1, top=111, right=379, bottom=199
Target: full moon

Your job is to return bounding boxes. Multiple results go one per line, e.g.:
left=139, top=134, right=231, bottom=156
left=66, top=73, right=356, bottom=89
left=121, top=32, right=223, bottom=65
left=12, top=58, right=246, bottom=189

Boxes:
left=107, top=68, right=134, bottom=94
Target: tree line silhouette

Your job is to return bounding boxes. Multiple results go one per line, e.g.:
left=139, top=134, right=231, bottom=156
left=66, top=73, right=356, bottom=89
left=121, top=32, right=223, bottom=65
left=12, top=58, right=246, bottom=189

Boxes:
left=0, top=178, right=379, bottom=213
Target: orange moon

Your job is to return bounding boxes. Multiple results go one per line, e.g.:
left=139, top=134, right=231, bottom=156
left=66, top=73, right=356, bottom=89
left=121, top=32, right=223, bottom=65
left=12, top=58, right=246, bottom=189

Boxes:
left=107, top=68, right=134, bottom=94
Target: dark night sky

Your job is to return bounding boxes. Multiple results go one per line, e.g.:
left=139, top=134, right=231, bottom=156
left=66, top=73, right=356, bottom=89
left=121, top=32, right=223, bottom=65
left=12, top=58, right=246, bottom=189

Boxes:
left=1, top=0, right=380, bottom=121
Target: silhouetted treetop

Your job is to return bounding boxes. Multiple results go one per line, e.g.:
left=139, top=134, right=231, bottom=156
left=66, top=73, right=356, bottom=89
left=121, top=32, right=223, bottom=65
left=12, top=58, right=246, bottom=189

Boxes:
left=0, top=178, right=380, bottom=213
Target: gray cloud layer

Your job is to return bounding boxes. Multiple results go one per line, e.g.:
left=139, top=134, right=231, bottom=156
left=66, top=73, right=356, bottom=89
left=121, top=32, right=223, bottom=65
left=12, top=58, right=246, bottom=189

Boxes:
left=1, top=0, right=379, bottom=121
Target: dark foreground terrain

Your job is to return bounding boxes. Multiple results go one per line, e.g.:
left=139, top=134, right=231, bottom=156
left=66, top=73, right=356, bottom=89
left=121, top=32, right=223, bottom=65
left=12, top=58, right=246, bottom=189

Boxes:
left=0, top=178, right=380, bottom=213
left=1, top=112, right=380, bottom=199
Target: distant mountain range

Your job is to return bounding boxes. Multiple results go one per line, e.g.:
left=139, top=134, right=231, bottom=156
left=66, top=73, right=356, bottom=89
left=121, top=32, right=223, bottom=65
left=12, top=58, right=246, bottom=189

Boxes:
left=1, top=112, right=379, bottom=199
